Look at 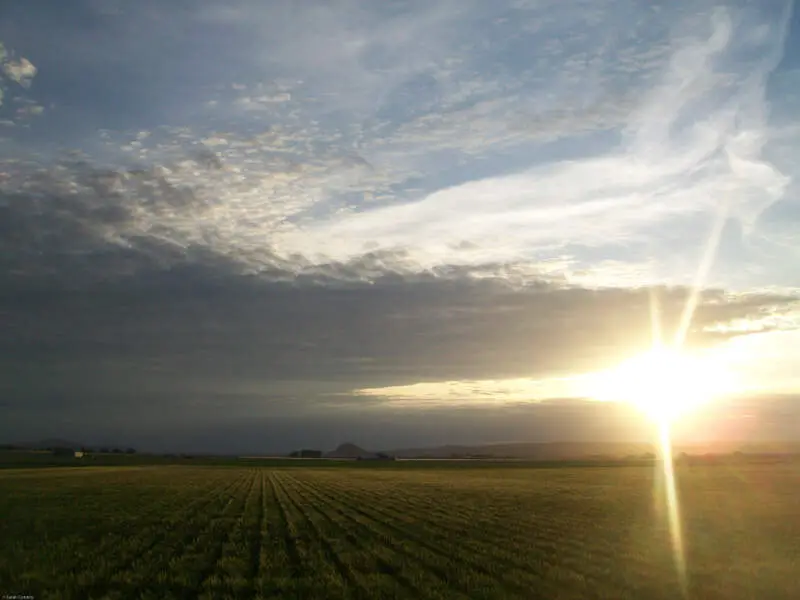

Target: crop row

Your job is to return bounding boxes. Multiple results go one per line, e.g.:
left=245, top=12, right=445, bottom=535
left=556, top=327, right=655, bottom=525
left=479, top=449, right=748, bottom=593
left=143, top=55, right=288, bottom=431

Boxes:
left=1, top=464, right=799, bottom=599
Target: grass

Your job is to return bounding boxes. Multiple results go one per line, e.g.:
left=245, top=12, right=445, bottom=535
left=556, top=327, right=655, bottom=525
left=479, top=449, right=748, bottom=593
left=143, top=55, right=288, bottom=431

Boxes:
left=1, top=463, right=799, bottom=599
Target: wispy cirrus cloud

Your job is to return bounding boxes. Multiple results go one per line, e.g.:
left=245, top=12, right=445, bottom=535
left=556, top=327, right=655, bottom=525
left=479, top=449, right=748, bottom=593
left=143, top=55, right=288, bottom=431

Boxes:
left=273, top=5, right=793, bottom=282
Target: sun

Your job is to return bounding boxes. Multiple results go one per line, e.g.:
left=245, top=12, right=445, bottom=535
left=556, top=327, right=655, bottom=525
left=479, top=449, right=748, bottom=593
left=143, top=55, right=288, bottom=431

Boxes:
left=589, top=346, right=737, bottom=422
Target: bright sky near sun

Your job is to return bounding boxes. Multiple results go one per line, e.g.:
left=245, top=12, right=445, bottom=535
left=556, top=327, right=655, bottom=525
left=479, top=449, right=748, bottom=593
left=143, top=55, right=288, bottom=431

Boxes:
left=354, top=330, right=799, bottom=405
left=1, top=0, right=799, bottom=449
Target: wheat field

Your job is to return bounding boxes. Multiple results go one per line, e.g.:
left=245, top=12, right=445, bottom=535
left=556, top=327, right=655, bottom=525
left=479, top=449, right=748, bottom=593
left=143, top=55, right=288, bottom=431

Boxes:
left=1, top=463, right=798, bottom=599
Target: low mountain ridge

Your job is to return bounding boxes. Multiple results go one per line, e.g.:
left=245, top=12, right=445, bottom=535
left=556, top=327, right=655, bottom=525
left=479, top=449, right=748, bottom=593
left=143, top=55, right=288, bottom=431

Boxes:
left=325, top=442, right=376, bottom=459
left=383, top=441, right=655, bottom=460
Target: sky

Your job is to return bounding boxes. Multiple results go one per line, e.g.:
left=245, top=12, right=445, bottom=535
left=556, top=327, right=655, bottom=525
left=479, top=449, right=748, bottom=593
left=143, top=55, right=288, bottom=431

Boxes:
left=1, top=0, right=799, bottom=453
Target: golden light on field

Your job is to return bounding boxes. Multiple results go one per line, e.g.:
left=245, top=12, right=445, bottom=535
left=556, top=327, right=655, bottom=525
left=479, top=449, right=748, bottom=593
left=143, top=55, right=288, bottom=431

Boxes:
left=583, top=342, right=737, bottom=596
left=598, top=203, right=734, bottom=597
left=588, top=345, right=739, bottom=423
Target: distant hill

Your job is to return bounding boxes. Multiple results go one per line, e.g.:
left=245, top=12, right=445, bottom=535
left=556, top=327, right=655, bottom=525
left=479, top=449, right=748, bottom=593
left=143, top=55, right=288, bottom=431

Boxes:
left=733, top=441, right=800, bottom=455
left=383, top=441, right=800, bottom=460
left=321, top=441, right=657, bottom=461
left=325, top=442, right=376, bottom=459
left=384, top=442, right=656, bottom=460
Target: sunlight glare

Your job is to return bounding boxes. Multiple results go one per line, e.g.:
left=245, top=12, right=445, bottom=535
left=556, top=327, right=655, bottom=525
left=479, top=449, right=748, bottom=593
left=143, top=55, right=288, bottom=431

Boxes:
left=589, top=346, right=738, bottom=423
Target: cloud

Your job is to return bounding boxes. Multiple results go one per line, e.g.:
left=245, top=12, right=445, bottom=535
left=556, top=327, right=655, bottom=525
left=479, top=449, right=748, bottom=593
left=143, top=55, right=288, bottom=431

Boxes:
left=272, top=4, right=792, bottom=273
left=2, top=57, right=36, bottom=87
left=351, top=377, right=583, bottom=407
left=2, top=263, right=795, bottom=400
left=0, top=41, right=38, bottom=119
left=2, top=148, right=796, bottom=396
left=3, top=2, right=795, bottom=289
left=234, top=93, right=292, bottom=110
left=5, top=387, right=799, bottom=453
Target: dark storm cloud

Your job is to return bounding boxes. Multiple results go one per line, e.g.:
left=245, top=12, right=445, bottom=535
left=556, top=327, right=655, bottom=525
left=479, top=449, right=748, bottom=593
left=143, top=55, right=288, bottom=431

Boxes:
left=2, top=265, right=795, bottom=388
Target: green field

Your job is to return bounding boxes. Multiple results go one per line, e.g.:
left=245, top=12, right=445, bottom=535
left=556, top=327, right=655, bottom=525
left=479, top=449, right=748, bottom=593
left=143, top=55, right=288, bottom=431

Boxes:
left=1, top=464, right=798, bottom=599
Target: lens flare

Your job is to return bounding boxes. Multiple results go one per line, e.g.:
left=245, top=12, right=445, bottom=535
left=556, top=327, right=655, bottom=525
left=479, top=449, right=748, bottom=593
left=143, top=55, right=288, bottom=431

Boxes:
left=659, top=421, right=687, bottom=596
left=652, top=202, right=730, bottom=596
